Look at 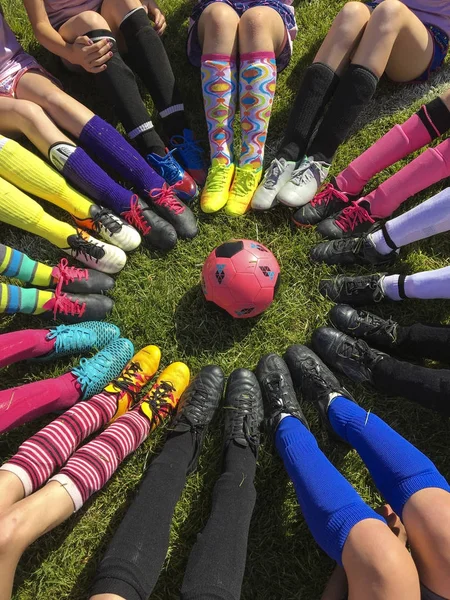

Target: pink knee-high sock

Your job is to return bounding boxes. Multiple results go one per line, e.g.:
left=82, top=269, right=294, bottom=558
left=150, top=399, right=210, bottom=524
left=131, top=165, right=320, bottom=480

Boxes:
left=0, top=391, right=117, bottom=495
left=0, top=372, right=81, bottom=434
left=0, top=329, right=54, bottom=368
left=49, top=407, right=150, bottom=510
left=364, top=137, right=450, bottom=218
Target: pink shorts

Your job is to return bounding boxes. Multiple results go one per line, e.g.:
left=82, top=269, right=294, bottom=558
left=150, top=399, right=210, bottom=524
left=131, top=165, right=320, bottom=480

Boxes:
left=0, top=50, right=61, bottom=98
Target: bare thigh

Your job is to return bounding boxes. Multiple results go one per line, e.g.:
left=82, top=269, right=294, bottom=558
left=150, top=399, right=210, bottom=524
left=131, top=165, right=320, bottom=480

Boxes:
left=238, top=6, right=286, bottom=55
left=385, top=22, right=433, bottom=82
left=197, top=3, right=240, bottom=55
left=101, top=0, right=145, bottom=33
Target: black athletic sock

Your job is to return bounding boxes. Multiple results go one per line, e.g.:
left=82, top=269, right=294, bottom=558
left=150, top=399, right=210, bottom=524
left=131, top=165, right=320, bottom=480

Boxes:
left=120, top=7, right=188, bottom=140
left=372, top=355, right=450, bottom=416
left=277, top=62, right=340, bottom=162
left=419, top=96, right=450, bottom=139
left=309, top=63, right=379, bottom=164
left=86, top=29, right=165, bottom=157
left=180, top=444, right=257, bottom=600
left=89, top=431, right=196, bottom=600
left=395, top=323, right=450, bottom=363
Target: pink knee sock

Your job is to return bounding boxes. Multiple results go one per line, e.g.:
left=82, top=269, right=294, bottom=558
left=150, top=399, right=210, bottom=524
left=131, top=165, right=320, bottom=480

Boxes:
left=49, top=408, right=150, bottom=510
left=0, top=391, right=117, bottom=495
left=364, top=137, right=450, bottom=218
left=0, top=372, right=81, bottom=433
left=0, top=329, right=54, bottom=368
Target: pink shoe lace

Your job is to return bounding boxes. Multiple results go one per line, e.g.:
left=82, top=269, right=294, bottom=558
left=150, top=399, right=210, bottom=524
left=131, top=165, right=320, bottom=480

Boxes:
left=150, top=185, right=185, bottom=215
left=52, top=258, right=89, bottom=295
left=45, top=291, right=87, bottom=319
left=311, top=183, right=349, bottom=207
left=335, top=201, right=375, bottom=232
left=122, top=195, right=151, bottom=236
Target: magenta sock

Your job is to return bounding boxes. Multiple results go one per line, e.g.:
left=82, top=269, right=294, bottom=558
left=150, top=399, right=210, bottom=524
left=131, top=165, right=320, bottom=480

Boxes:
left=49, top=408, right=150, bottom=510
left=0, top=329, right=55, bottom=368
left=365, top=138, right=450, bottom=218
left=1, top=391, right=118, bottom=495
left=336, top=113, right=433, bottom=195
left=0, top=372, right=81, bottom=433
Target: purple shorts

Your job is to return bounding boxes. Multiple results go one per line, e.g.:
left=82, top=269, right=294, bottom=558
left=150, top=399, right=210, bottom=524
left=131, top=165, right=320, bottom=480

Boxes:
left=0, top=51, right=61, bottom=98
left=187, top=0, right=297, bottom=73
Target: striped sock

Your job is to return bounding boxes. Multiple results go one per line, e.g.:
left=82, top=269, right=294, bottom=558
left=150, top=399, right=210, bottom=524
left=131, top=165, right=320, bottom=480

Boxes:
left=1, top=391, right=118, bottom=495
left=0, top=283, right=54, bottom=315
left=0, top=243, right=52, bottom=287
left=49, top=408, right=150, bottom=510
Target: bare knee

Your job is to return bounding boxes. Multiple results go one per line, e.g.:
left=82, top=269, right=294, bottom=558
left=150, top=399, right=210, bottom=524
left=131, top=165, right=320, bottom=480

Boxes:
left=370, top=0, right=407, bottom=35
left=13, top=100, right=47, bottom=133
left=0, top=512, right=23, bottom=556
left=74, top=10, right=111, bottom=33
left=239, top=8, right=267, bottom=40
left=39, top=89, right=73, bottom=116
left=200, top=3, right=240, bottom=38
left=334, top=2, right=371, bottom=39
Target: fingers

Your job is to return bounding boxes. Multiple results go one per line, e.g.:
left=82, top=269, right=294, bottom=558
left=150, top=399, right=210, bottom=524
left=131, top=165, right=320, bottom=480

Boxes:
left=83, top=38, right=112, bottom=56
left=153, top=9, right=166, bottom=35
left=75, top=35, right=94, bottom=47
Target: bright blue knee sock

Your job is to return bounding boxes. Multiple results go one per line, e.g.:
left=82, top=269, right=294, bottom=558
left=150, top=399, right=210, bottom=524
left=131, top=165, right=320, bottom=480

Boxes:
left=328, top=396, right=450, bottom=518
left=275, top=416, right=383, bottom=565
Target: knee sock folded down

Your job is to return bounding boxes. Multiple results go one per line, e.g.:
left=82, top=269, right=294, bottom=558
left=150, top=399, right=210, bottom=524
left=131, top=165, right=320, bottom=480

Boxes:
left=277, top=62, right=340, bottom=162
left=275, top=416, right=384, bottom=565
left=85, top=29, right=165, bottom=157
left=336, top=96, right=450, bottom=195
left=0, top=283, right=54, bottom=317
left=120, top=7, right=187, bottom=140
left=1, top=391, right=118, bottom=495
left=0, top=176, right=75, bottom=248
left=239, top=52, right=277, bottom=169
left=0, top=328, right=55, bottom=368
left=382, top=266, right=450, bottom=301
left=328, top=396, right=450, bottom=517
left=201, top=54, right=237, bottom=167
left=0, top=243, right=52, bottom=287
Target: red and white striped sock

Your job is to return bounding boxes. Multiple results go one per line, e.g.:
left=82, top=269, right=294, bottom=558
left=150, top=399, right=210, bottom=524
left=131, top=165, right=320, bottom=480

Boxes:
left=49, top=408, right=150, bottom=511
left=1, top=391, right=118, bottom=495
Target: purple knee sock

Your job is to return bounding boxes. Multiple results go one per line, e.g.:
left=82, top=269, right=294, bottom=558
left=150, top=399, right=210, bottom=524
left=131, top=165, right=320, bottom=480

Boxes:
left=79, top=116, right=165, bottom=194
left=383, top=266, right=450, bottom=300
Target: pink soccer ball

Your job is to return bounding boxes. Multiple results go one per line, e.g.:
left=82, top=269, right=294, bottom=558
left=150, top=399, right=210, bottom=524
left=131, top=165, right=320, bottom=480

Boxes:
left=201, top=239, right=280, bottom=319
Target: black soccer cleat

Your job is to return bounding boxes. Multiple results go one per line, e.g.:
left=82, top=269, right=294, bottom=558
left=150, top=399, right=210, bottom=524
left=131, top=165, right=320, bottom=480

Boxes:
left=148, top=185, right=198, bottom=239
left=170, top=365, right=225, bottom=474
left=256, top=353, right=309, bottom=436
left=283, top=344, right=352, bottom=442
left=316, top=200, right=377, bottom=240
left=329, top=304, right=399, bottom=348
left=223, top=368, right=264, bottom=457
left=121, top=195, right=178, bottom=251
left=43, top=291, right=114, bottom=323
left=319, top=274, right=387, bottom=306
left=309, top=230, right=398, bottom=267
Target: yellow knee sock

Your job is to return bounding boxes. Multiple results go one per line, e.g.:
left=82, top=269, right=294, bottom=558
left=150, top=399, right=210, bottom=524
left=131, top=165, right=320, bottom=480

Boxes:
left=0, top=176, right=76, bottom=248
left=0, top=243, right=53, bottom=287
left=0, top=136, right=94, bottom=219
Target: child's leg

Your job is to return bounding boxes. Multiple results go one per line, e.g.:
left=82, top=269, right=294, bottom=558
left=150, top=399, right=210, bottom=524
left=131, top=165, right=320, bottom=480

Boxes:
left=275, top=416, right=420, bottom=599
left=382, top=266, right=450, bottom=301
left=0, top=283, right=54, bottom=317
left=0, top=243, right=53, bottom=287
left=0, top=329, right=54, bottom=368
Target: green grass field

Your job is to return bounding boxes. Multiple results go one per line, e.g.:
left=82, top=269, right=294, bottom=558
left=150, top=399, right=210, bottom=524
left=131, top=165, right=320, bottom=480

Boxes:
left=1, top=0, right=450, bottom=598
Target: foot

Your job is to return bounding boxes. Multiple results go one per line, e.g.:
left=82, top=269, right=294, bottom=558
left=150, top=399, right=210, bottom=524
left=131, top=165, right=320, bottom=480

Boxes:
left=256, top=353, right=308, bottom=435
left=50, top=258, right=115, bottom=294
left=319, top=274, right=387, bottom=306
left=283, top=344, right=352, bottom=441
left=42, top=290, right=114, bottom=323
left=33, top=321, right=120, bottom=362
left=329, top=304, right=398, bottom=347
left=309, top=230, right=398, bottom=267
left=224, top=368, right=263, bottom=456
left=147, top=149, right=198, bottom=202
left=170, top=365, right=225, bottom=473
left=277, top=156, right=330, bottom=208
left=149, top=185, right=198, bottom=239
left=105, top=345, right=162, bottom=424
left=292, top=178, right=359, bottom=227
left=170, top=129, right=208, bottom=186
left=63, top=230, right=127, bottom=274
left=71, top=337, right=135, bottom=401
left=201, top=162, right=235, bottom=214
left=73, top=204, right=141, bottom=252
left=251, top=158, right=296, bottom=211
left=121, top=195, right=178, bottom=251
left=225, top=165, right=262, bottom=217
left=140, top=361, right=190, bottom=431
left=312, top=326, right=387, bottom=385
left=317, top=200, right=377, bottom=240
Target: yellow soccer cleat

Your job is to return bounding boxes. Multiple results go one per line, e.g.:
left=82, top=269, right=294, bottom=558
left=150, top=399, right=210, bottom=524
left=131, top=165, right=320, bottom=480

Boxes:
left=225, top=165, right=262, bottom=217
left=201, top=162, right=235, bottom=214
left=105, top=345, right=161, bottom=424
left=140, top=361, right=190, bottom=432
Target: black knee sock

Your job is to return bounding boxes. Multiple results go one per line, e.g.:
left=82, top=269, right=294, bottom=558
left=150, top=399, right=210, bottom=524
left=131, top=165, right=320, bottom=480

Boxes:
left=89, top=431, right=196, bottom=600
left=86, top=29, right=165, bottom=156
left=308, top=63, right=379, bottom=163
left=120, top=8, right=188, bottom=140
left=180, top=444, right=257, bottom=600
left=395, top=323, right=450, bottom=363
left=419, top=96, right=450, bottom=139
left=277, top=62, right=340, bottom=162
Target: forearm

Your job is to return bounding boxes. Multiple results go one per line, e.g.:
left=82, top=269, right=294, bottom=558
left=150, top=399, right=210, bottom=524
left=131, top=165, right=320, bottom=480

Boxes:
left=33, top=21, right=72, bottom=61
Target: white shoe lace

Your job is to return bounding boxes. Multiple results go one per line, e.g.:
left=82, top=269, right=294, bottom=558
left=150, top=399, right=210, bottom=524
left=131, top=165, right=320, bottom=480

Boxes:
left=263, top=158, right=286, bottom=190
left=290, top=157, right=313, bottom=186
left=292, top=158, right=329, bottom=187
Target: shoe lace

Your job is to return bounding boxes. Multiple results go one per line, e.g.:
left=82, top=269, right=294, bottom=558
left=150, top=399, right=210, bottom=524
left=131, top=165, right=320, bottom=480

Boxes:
left=171, top=134, right=205, bottom=170
left=70, top=231, right=105, bottom=262
left=145, top=380, right=177, bottom=427
left=90, top=207, right=122, bottom=236
left=109, top=360, right=144, bottom=407
left=228, top=392, right=259, bottom=445
left=205, top=163, right=230, bottom=192
left=46, top=323, right=93, bottom=353
left=339, top=338, right=373, bottom=365
left=122, top=195, right=151, bottom=236
left=362, top=312, right=398, bottom=340
left=344, top=274, right=384, bottom=302
left=263, top=158, right=284, bottom=190
left=150, top=149, right=182, bottom=182
left=311, top=183, right=349, bottom=208
left=53, top=258, right=89, bottom=295
left=233, top=169, right=258, bottom=197
left=50, top=290, right=86, bottom=319
left=290, top=157, right=312, bottom=185
left=336, top=202, right=375, bottom=232
left=150, top=186, right=185, bottom=215
left=72, top=351, right=113, bottom=395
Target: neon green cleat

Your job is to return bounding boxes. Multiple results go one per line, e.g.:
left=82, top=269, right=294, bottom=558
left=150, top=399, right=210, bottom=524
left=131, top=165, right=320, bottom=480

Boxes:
left=225, top=165, right=262, bottom=217
left=201, top=162, right=235, bottom=214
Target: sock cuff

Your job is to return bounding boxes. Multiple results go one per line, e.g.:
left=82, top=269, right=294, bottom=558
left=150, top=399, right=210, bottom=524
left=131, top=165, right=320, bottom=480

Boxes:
left=119, top=5, right=147, bottom=27
left=89, top=576, right=143, bottom=600
left=380, top=222, right=398, bottom=250
left=393, top=472, right=450, bottom=517
left=0, top=463, right=33, bottom=496
left=127, top=121, right=155, bottom=139
left=84, top=29, right=116, bottom=43
left=421, top=96, right=450, bottom=137
left=48, top=473, right=83, bottom=511
left=398, top=274, right=408, bottom=299
left=240, top=51, right=276, bottom=62
left=201, top=53, right=236, bottom=63
left=347, top=63, right=379, bottom=83
left=159, top=104, right=184, bottom=118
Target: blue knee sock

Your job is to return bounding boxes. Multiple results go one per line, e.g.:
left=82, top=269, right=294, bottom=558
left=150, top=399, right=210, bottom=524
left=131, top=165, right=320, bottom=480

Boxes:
left=328, top=396, right=450, bottom=517
left=275, top=416, right=384, bottom=565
